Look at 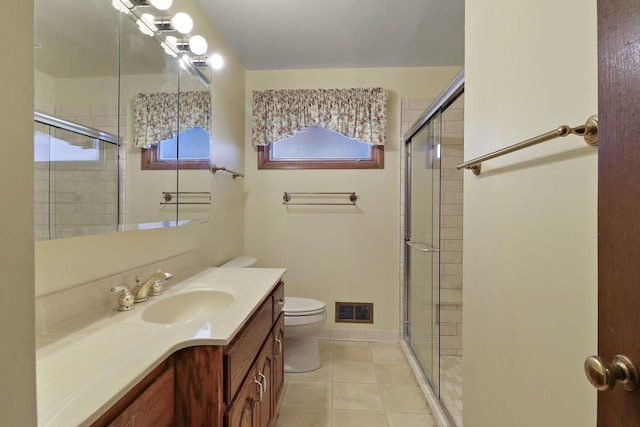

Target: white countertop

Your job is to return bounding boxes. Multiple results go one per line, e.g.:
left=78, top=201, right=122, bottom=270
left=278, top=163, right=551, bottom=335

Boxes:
left=36, top=267, right=286, bottom=427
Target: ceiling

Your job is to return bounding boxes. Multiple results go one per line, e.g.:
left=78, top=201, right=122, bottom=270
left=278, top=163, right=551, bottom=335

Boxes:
left=198, top=0, right=465, bottom=70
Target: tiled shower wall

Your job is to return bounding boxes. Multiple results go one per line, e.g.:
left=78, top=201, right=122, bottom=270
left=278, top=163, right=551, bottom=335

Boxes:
left=34, top=100, right=126, bottom=240
left=400, top=96, right=464, bottom=357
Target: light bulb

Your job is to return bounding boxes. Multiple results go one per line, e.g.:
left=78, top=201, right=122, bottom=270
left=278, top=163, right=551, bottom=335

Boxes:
left=111, top=0, right=131, bottom=14
left=208, top=54, right=224, bottom=70
left=165, top=35, right=177, bottom=49
left=137, top=13, right=157, bottom=36
left=171, top=12, right=193, bottom=34
left=161, top=42, right=177, bottom=57
left=188, top=35, right=208, bottom=55
left=180, top=54, right=190, bottom=69
left=149, top=0, right=172, bottom=10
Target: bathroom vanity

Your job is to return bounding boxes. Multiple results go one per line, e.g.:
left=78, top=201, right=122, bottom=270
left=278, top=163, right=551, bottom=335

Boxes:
left=36, top=266, right=286, bottom=426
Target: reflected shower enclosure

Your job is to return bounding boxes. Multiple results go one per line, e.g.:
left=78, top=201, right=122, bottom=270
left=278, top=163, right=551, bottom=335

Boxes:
left=34, top=115, right=121, bottom=240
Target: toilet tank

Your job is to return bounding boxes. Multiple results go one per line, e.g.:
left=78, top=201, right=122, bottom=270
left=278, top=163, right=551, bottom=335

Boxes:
left=219, top=256, right=258, bottom=268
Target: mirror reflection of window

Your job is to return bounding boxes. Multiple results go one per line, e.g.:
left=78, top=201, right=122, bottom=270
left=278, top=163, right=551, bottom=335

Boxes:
left=157, top=127, right=211, bottom=161
left=34, top=131, right=101, bottom=162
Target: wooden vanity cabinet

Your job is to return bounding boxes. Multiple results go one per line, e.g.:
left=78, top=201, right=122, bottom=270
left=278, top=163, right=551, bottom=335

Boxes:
left=225, top=281, right=284, bottom=427
left=226, top=333, right=274, bottom=427
left=91, top=281, right=285, bottom=427
left=92, top=282, right=284, bottom=427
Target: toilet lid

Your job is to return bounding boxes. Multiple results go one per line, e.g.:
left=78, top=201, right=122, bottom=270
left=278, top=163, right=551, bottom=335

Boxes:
left=284, top=297, right=326, bottom=316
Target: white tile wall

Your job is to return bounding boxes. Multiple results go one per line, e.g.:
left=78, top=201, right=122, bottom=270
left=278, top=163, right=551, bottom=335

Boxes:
left=34, top=100, right=126, bottom=240
left=399, top=96, right=464, bottom=357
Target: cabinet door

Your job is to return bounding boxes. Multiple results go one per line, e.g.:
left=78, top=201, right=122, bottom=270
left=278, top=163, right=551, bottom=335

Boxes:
left=226, top=371, right=259, bottom=427
left=256, top=334, right=273, bottom=427
left=92, top=360, right=174, bottom=427
left=272, top=314, right=285, bottom=414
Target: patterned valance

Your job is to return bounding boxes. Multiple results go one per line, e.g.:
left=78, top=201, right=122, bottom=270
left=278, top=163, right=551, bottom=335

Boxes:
left=133, top=90, right=211, bottom=148
left=251, top=87, right=388, bottom=146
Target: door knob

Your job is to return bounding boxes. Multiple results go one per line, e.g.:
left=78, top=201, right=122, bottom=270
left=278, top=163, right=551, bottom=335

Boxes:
left=584, top=354, right=639, bottom=392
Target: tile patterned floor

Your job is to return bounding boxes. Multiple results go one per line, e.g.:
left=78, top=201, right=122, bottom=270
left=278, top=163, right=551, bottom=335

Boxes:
left=274, top=340, right=436, bottom=427
left=440, top=355, right=463, bottom=426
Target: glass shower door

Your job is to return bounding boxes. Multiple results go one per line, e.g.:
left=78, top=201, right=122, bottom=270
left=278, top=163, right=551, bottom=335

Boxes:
left=405, top=111, right=442, bottom=393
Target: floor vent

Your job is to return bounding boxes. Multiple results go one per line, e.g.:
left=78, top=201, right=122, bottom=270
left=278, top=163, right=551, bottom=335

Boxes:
left=335, top=302, right=373, bottom=323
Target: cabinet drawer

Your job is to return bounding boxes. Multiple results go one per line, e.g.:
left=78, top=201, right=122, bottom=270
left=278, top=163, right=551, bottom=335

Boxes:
left=224, top=298, right=273, bottom=401
left=272, top=281, right=285, bottom=323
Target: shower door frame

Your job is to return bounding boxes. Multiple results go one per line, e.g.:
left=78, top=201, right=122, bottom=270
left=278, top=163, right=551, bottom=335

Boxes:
left=402, top=70, right=464, bottom=426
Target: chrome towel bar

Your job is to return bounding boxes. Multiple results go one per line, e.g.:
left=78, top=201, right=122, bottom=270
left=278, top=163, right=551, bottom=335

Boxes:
left=161, top=191, right=211, bottom=205
left=211, top=164, right=244, bottom=179
left=457, top=114, right=598, bottom=175
left=283, top=192, right=358, bottom=206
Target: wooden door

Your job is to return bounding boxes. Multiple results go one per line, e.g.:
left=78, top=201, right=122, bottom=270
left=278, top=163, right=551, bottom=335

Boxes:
left=596, top=0, right=640, bottom=423
left=256, top=337, right=273, bottom=427
left=272, top=314, right=285, bottom=413
left=225, top=373, right=258, bottom=427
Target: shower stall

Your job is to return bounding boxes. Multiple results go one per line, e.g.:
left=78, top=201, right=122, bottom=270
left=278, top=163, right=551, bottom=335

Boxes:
left=402, top=70, right=464, bottom=427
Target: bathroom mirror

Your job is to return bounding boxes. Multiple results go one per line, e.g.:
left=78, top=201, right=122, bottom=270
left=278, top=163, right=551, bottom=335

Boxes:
left=34, top=0, right=211, bottom=240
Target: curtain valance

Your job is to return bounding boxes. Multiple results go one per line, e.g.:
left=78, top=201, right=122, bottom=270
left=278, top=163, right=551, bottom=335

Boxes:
left=251, top=87, right=387, bottom=146
left=133, top=90, right=211, bottom=148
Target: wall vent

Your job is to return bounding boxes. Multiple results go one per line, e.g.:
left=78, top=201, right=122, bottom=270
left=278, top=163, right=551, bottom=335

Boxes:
left=335, top=302, right=373, bottom=323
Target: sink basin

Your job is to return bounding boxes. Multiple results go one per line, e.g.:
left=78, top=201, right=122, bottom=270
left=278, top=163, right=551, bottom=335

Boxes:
left=141, top=290, right=234, bottom=324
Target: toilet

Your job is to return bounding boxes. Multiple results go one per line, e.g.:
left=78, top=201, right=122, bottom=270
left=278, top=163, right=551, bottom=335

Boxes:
left=219, top=257, right=327, bottom=373
left=283, top=297, right=327, bottom=372
left=219, top=256, right=258, bottom=268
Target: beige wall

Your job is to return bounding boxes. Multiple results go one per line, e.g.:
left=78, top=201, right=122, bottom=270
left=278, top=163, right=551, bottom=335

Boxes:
left=464, top=0, right=597, bottom=426
left=35, top=0, right=246, bottom=296
left=244, top=67, right=461, bottom=336
left=4, top=1, right=36, bottom=424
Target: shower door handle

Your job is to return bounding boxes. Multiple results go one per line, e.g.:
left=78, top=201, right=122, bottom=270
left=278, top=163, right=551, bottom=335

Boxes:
left=406, top=240, right=440, bottom=253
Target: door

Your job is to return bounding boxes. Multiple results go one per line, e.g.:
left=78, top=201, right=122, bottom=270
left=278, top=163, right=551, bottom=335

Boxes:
left=272, top=315, right=285, bottom=412
left=405, top=112, right=442, bottom=392
left=255, top=339, right=273, bottom=427
left=593, top=0, right=640, bottom=423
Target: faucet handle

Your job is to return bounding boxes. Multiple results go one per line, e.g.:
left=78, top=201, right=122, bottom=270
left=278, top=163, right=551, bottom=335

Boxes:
left=111, top=285, right=135, bottom=311
left=149, top=280, right=163, bottom=297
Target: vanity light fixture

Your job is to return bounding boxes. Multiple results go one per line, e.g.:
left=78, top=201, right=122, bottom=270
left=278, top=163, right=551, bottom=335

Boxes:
left=137, top=13, right=157, bottom=36
left=164, top=35, right=209, bottom=57
left=152, top=12, right=193, bottom=34
left=113, top=0, right=214, bottom=75
left=161, top=41, right=178, bottom=57
left=188, top=35, right=208, bottom=55
left=148, top=0, right=173, bottom=10
left=111, top=0, right=131, bottom=14
left=209, top=53, right=224, bottom=70
left=190, top=56, right=208, bottom=67
left=136, top=12, right=193, bottom=36
left=113, top=0, right=173, bottom=11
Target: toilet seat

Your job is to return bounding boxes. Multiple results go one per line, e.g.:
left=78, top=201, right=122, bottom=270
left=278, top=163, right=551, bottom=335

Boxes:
left=284, top=297, right=326, bottom=317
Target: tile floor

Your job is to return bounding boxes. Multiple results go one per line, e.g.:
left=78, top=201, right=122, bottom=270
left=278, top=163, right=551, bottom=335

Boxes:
left=440, top=355, right=463, bottom=426
left=274, top=340, right=436, bottom=427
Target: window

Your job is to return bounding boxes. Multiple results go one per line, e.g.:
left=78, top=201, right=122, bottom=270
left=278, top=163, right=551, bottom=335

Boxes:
left=141, top=127, right=211, bottom=170
left=257, top=126, right=383, bottom=169
left=252, top=87, right=387, bottom=170
left=133, top=90, right=211, bottom=170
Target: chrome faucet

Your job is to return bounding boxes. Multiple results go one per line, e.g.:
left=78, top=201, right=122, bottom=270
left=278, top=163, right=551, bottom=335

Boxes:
left=131, top=271, right=174, bottom=303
